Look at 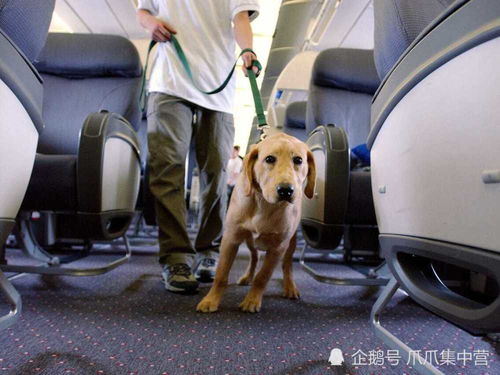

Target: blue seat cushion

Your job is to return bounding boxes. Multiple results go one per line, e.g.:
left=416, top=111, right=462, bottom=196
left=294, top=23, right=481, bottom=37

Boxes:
left=34, top=33, right=142, bottom=79
left=312, top=48, right=380, bottom=95
left=285, top=101, right=307, bottom=129
left=0, top=0, right=55, bottom=62
left=37, top=74, right=142, bottom=154
left=346, top=170, right=376, bottom=225
left=373, top=0, right=454, bottom=80
left=284, top=101, right=308, bottom=141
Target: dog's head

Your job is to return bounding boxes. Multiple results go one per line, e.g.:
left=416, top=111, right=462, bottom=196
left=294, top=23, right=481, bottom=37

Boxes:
left=242, top=133, right=316, bottom=204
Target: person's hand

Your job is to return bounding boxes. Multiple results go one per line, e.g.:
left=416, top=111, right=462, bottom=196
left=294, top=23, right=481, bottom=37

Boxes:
left=241, top=51, right=260, bottom=77
left=148, top=17, right=177, bottom=42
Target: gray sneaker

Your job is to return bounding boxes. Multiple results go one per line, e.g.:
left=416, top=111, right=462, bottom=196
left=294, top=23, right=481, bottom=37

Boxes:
left=162, top=263, right=199, bottom=293
left=194, top=256, right=218, bottom=282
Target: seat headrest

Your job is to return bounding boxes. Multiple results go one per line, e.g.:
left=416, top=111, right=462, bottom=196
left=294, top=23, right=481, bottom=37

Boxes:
left=34, top=33, right=142, bottom=78
left=0, top=0, right=55, bottom=62
left=285, top=101, right=307, bottom=129
left=373, top=0, right=455, bottom=80
left=312, top=48, right=380, bottom=95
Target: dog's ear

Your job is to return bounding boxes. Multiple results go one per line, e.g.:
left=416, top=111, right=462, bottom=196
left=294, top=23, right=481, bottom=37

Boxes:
left=243, top=144, right=259, bottom=196
left=304, top=150, right=316, bottom=199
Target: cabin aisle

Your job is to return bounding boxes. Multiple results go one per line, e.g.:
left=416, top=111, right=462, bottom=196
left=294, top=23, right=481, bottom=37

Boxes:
left=0, top=242, right=497, bottom=375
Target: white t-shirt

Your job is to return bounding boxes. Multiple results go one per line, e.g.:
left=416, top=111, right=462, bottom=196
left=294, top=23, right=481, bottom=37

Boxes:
left=227, top=156, right=243, bottom=186
left=138, top=0, right=260, bottom=114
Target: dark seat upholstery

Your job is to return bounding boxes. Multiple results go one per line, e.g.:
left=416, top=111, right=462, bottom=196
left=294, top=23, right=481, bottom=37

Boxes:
left=284, top=101, right=307, bottom=141
left=0, top=0, right=54, bottom=62
left=306, top=48, right=379, bottom=147
left=34, top=33, right=143, bottom=155
left=22, top=155, right=77, bottom=211
left=303, top=48, right=380, bottom=255
left=20, top=33, right=143, bottom=240
left=0, top=0, right=55, bottom=329
left=0, top=0, right=55, bottom=233
left=373, top=0, right=455, bottom=81
left=345, top=171, right=376, bottom=225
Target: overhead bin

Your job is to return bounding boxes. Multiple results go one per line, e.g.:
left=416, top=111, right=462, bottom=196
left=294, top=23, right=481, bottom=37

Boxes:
left=264, top=47, right=299, bottom=79
left=271, top=0, right=321, bottom=49
left=260, top=0, right=321, bottom=109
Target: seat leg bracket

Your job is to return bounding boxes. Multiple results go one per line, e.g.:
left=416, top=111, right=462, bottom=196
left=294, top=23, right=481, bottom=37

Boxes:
left=371, top=277, right=445, bottom=375
left=298, top=243, right=389, bottom=286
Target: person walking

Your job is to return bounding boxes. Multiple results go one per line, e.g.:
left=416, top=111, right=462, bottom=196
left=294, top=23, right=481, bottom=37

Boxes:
left=137, top=0, right=260, bottom=293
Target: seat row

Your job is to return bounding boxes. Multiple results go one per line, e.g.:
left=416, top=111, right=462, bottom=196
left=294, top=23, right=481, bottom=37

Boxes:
left=0, top=0, right=147, bottom=328
left=267, top=0, right=500, bottom=373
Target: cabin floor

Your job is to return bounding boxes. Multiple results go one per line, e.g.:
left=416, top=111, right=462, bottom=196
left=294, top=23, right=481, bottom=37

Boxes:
left=0, top=227, right=498, bottom=375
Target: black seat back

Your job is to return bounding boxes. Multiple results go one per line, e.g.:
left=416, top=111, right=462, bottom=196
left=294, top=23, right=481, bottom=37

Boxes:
left=284, top=101, right=308, bottom=142
left=0, top=0, right=55, bottom=62
left=306, top=48, right=379, bottom=147
left=373, top=0, right=455, bottom=81
left=33, top=33, right=143, bottom=155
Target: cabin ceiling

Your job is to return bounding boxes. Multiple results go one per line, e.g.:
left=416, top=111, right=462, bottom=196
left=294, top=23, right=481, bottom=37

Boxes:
left=51, top=0, right=148, bottom=39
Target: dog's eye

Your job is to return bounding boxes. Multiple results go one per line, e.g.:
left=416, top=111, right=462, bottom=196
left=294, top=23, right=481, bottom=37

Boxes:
left=265, top=155, right=276, bottom=164
left=293, top=156, right=303, bottom=165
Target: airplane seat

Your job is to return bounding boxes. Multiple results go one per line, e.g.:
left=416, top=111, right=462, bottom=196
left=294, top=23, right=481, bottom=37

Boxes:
left=283, top=101, right=307, bottom=142
left=34, top=33, right=143, bottom=151
left=3, top=33, right=143, bottom=276
left=369, top=0, right=500, bottom=370
left=301, top=48, right=380, bottom=258
left=305, top=48, right=379, bottom=143
left=0, top=0, right=55, bottom=328
left=21, top=33, right=142, bottom=240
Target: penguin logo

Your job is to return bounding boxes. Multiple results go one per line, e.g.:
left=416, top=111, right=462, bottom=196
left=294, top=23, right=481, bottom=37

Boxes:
left=328, top=348, right=344, bottom=366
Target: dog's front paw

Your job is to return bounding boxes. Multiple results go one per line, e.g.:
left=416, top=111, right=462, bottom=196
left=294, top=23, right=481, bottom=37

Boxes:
left=237, top=274, right=253, bottom=286
left=196, top=296, right=220, bottom=313
left=239, top=294, right=262, bottom=313
left=283, top=280, right=300, bottom=299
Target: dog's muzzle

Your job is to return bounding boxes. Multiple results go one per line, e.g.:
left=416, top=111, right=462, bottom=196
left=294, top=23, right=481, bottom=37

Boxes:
left=276, top=183, right=294, bottom=202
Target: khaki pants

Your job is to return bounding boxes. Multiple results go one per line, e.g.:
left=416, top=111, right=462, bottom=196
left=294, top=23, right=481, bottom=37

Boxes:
left=147, top=93, right=234, bottom=267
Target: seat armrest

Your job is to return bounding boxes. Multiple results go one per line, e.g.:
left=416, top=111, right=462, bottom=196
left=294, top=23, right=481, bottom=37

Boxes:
left=78, top=110, right=141, bottom=213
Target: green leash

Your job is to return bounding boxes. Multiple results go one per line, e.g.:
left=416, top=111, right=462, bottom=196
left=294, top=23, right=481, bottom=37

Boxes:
left=139, top=36, right=268, bottom=128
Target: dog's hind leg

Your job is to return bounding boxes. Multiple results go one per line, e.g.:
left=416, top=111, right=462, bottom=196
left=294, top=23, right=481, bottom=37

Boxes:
left=282, top=233, right=300, bottom=299
left=197, top=234, right=240, bottom=313
left=237, top=241, right=258, bottom=286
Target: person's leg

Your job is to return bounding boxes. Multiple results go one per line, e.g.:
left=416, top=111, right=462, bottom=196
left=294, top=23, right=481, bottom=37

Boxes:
left=147, top=93, right=197, bottom=292
left=193, top=107, right=234, bottom=281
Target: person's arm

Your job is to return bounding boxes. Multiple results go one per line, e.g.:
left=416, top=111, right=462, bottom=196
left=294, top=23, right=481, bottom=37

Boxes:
left=233, top=11, right=259, bottom=75
left=137, top=9, right=177, bottom=42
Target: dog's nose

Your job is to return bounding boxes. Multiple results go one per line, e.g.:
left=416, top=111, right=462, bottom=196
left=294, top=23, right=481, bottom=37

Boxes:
left=277, top=184, right=294, bottom=201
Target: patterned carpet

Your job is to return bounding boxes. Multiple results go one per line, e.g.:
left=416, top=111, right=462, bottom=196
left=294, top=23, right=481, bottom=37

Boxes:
left=0, top=238, right=498, bottom=375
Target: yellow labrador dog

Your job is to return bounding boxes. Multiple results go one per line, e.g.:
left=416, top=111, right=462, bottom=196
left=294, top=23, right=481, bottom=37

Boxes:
left=197, top=132, right=316, bottom=313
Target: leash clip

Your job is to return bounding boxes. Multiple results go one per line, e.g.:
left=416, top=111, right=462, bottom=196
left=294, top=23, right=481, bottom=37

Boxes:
left=258, top=125, right=271, bottom=142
